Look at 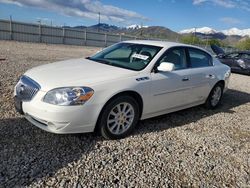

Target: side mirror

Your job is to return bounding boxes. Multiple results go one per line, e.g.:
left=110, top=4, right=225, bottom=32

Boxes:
left=157, top=62, right=174, bottom=72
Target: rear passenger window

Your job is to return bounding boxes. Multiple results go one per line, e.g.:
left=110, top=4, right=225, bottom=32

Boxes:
left=188, top=48, right=212, bottom=68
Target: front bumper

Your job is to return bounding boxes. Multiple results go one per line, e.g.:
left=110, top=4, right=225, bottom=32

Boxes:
left=15, top=91, right=101, bottom=134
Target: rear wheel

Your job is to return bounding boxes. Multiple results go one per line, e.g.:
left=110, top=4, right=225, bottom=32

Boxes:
left=205, top=83, right=224, bottom=109
left=97, top=96, right=140, bottom=139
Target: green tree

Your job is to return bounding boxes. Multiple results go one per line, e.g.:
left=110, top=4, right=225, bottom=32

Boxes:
left=236, top=38, right=250, bottom=50
left=207, top=39, right=224, bottom=47
left=180, top=35, right=202, bottom=45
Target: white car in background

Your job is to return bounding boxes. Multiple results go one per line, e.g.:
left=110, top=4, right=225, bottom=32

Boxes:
left=14, top=41, right=231, bottom=139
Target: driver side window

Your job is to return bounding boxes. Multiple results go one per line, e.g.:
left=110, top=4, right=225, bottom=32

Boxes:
left=158, top=48, right=187, bottom=70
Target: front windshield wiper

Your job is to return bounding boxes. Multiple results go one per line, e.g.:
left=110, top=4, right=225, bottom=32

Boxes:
left=87, top=57, right=111, bottom=65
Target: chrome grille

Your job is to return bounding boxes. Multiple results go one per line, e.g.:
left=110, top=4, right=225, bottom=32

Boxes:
left=15, top=76, right=40, bottom=101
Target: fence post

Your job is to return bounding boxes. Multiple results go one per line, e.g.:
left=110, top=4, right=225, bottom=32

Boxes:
left=84, top=29, right=87, bottom=46
left=62, top=28, right=65, bottom=44
left=134, top=36, right=137, bottom=40
left=9, top=17, right=13, bottom=40
left=119, top=34, right=122, bottom=42
left=38, top=22, right=41, bottom=43
left=104, top=33, right=107, bottom=47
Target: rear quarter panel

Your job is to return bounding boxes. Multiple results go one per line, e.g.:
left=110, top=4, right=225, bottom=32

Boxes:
left=213, top=58, right=231, bottom=91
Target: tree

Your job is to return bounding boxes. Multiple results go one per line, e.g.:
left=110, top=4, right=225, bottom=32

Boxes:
left=236, top=38, right=250, bottom=50
left=207, top=39, right=224, bottom=47
left=180, top=35, right=202, bottom=45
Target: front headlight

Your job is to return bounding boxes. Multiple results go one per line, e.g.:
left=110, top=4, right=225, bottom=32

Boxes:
left=43, top=87, right=94, bottom=106
left=225, top=70, right=231, bottom=78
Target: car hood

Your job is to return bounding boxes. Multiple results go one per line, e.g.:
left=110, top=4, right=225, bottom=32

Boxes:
left=25, top=58, right=138, bottom=91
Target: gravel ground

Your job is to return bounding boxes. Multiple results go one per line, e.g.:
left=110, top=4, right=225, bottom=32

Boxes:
left=0, top=41, right=249, bottom=187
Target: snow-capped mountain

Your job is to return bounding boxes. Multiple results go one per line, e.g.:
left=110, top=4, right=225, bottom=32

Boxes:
left=126, top=24, right=149, bottom=29
left=221, top=28, right=250, bottom=37
left=179, top=27, right=217, bottom=34
left=179, top=27, right=250, bottom=37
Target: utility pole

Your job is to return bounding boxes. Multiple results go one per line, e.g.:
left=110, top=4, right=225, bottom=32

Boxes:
left=98, top=12, right=100, bottom=32
left=193, top=27, right=196, bottom=44
left=140, top=22, right=143, bottom=37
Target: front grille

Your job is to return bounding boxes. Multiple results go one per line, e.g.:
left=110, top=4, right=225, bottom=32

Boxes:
left=15, top=76, right=40, bottom=101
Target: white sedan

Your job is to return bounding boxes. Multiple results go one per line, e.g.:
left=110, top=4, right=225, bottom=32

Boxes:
left=14, top=41, right=231, bottom=139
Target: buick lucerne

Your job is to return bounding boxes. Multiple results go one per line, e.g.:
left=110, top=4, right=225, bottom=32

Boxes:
left=14, top=41, right=231, bottom=139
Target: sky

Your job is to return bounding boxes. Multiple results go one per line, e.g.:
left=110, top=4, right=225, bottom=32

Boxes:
left=0, top=0, right=249, bottom=32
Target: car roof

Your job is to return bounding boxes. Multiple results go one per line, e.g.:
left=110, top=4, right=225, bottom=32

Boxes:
left=124, top=40, right=210, bottom=53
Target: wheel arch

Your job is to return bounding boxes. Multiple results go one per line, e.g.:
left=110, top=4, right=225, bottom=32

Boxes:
left=214, top=80, right=225, bottom=90
left=94, top=90, right=144, bottom=132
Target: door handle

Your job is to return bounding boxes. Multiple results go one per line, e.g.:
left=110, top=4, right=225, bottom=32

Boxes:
left=206, top=74, right=215, bottom=79
left=182, top=77, right=189, bottom=81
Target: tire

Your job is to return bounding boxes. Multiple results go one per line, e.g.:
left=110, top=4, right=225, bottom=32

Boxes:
left=205, top=83, right=224, bottom=109
left=97, top=96, right=140, bottom=139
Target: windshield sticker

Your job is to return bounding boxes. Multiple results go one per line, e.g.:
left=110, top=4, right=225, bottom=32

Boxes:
left=132, top=54, right=149, bottom=60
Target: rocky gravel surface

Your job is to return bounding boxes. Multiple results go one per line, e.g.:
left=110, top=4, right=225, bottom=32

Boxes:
left=0, top=41, right=249, bottom=187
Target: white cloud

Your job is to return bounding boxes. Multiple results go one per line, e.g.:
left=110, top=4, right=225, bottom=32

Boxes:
left=193, top=0, right=208, bottom=5
left=193, top=0, right=250, bottom=10
left=219, top=17, right=242, bottom=25
left=0, top=0, right=148, bottom=24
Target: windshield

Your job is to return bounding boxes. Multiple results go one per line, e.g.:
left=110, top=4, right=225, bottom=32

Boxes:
left=88, top=43, right=162, bottom=71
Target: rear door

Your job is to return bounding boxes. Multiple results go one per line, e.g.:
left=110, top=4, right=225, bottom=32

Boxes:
left=186, top=47, right=216, bottom=101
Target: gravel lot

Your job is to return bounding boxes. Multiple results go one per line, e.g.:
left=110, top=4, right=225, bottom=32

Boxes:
left=0, top=41, right=249, bottom=187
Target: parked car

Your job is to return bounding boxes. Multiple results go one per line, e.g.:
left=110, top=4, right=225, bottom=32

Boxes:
left=14, top=41, right=231, bottom=139
left=211, top=44, right=250, bottom=75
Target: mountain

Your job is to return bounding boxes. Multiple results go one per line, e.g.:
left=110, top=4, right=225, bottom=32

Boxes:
left=180, top=27, right=250, bottom=37
left=180, top=27, right=226, bottom=40
left=66, top=23, right=120, bottom=32
left=87, top=23, right=120, bottom=32
left=126, top=24, right=149, bottom=29
left=125, top=26, right=180, bottom=40
left=180, top=27, right=217, bottom=35
left=67, top=23, right=180, bottom=41
left=221, top=28, right=250, bottom=37
left=66, top=23, right=249, bottom=45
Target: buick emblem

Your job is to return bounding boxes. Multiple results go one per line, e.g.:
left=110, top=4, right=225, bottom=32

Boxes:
left=19, top=84, right=25, bottom=94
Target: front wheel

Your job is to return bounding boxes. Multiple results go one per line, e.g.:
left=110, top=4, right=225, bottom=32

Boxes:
left=205, top=83, right=224, bottom=109
left=97, top=96, right=140, bottom=139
